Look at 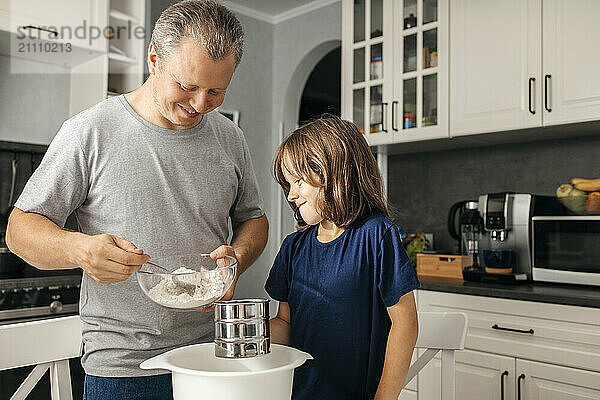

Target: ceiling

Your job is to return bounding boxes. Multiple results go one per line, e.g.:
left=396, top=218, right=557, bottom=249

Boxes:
left=220, top=0, right=339, bottom=22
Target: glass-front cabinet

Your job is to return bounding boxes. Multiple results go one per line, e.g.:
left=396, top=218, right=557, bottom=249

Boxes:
left=342, top=0, right=448, bottom=146
left=343, top=0, right=390, bottom=145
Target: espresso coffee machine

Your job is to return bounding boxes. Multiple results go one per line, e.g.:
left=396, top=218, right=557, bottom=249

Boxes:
left=462, top=193, right=533, bottom=283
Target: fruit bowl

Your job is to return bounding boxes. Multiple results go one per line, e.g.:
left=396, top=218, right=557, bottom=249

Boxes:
left=556, top=182, right=600, bottom=214
left=558, top=193, right=600, bottom=215
left=137, top=254, right=237, bottom=310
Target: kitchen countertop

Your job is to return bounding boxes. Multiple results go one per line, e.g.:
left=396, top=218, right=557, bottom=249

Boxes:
left=417, top=275, right=600, bottom=309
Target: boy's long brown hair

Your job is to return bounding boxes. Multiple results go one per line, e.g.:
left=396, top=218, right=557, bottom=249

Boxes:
left=273, top=114, right=390, bottom=229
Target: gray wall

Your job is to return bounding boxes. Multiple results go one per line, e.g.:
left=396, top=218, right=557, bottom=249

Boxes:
left=271, top=2, right=342, bottom=241
left=222, top=13, right=274, bottom=299
left=233, top=3, right=342, bottom=299
left=388, top=134, right=600, bottom=253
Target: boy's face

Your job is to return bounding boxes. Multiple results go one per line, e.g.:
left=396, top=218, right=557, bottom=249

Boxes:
left=282, top=162, right=323, bottom=226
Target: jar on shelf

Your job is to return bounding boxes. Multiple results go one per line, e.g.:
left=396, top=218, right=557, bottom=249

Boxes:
left=370, top=103, right=383, bottom=133
left=423, top=47, right=430, bottom=68
left=430, top=51, right=438, bottom=67
left=404, top=13, right=417, bottom=29
left=370, top=55, right=383, bottom=80
left=403, top=113, right=416, bottom=129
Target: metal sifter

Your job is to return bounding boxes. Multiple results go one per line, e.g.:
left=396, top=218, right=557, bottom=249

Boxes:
left=213, top=299, right=270, bottom=358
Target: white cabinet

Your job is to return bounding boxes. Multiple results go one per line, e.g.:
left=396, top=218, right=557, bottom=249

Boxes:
left=106, top=0, right=146, bottom=97
left=542, top=0, right=600, bottom=126
left=419, top=349, right=516, bottom=400
left=341, top=0, right=449, bottom=146
left=0, top=0, right=108, bottom=53
left=341, top=0, right=392, bottom=146
left=391, top=0, right=449, bottom=144
left=419, top=349, right=600, bottom=400
left=0, top=0, right=145, bottom=97
left=518, top=359, right=600, bottom=400
left=0, top=0, right=110, bottom=144
left=0, top=0, right=146, bottom=145
left=450, top=0, right=541, bottom=136
left=417, top=290, right=600, bottom=400
left=451, top=0, right=600, bottom=137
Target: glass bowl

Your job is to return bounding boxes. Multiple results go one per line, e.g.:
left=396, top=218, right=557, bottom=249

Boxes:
left=137, top=254, right=237, bottom=310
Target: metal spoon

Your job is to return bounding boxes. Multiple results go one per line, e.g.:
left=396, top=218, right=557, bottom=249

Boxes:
left=142, top=260, right=196, bottom=291
left=143, top=260, right=171, bottom=274
left=144, top=254, right=212, bottom=290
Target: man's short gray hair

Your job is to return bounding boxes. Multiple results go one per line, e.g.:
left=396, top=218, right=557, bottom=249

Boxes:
left=151, top=0, right=244, bottom=67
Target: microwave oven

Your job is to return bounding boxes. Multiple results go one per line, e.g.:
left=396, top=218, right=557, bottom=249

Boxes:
left=532, top=215, right=600, bottom=286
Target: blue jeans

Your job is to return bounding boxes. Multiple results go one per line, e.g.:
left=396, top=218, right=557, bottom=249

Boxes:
left=83, top=374, right=173, bottom=400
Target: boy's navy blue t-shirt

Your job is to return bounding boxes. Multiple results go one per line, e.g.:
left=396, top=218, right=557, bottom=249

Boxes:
left=265, top=213, right=420, bottom=400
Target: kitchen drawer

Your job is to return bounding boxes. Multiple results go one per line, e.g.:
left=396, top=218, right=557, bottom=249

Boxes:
left=417, top=290, right=600, bottom=373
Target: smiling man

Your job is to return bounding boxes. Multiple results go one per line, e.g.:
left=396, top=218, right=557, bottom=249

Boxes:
left=5, top=1, right=268, bottom=399
left=127, top=32, right=237, bottom=130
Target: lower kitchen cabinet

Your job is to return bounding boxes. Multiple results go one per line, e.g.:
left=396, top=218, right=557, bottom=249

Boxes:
left=418, top=349, right=600, bottom=400
left=518, top=359, right=600, bottom=400
left=416, top=289, right=600, bottom=400
left=418, top=349, right=515, bottom=400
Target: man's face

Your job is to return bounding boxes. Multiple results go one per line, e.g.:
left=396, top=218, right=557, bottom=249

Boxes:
left=149, top=38, right=237, bottom=130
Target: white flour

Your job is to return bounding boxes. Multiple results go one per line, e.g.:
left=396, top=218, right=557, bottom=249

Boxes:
left=147, top=267, right=226, bottom=309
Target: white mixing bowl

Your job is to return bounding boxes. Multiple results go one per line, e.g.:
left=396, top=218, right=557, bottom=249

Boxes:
left=140, top=343, right=312, bottom=400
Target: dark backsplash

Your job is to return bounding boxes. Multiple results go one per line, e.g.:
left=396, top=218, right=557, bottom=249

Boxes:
left=3, top=131, right=600, bottom=254
left=0, top=141, right=79, bottom=233
left=388, top=134, right=600, bottom=253
left=0, top=142, right=47, bottom=218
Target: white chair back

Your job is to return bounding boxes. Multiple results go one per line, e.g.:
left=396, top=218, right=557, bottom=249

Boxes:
left=404, top=312, right=468, bottom=400
left=0, top=316, right=82, bottom=400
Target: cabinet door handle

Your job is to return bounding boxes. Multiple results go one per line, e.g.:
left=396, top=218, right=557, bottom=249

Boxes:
left=492, top=324, right=534, bottom=335
left=381, top=102, right=388, bottom=133
left=391, top=101, right=399, bottom=131
left=22, top=25, right=59, bottom=37
left=500, top=370, right=508, bottom=400
left=528, top=77, right=536, bottom=114
left=544, top=74, right=552, bottom=112
left=517, top=373, right=526, bottom=400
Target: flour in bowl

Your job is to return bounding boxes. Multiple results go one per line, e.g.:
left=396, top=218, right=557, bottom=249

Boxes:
left=147, top=267, right=226, bottom=309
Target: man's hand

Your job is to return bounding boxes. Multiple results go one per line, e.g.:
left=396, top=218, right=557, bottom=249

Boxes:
left=197, top=245, right=238, bottom=312
left=76, top=234, right=150, bottom=283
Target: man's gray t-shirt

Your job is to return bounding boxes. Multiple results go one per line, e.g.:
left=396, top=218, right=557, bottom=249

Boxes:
left=15, top=96, right=265, bottom=377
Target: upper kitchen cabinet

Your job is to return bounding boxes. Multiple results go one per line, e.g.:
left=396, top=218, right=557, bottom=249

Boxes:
left=106, top=0, right=146, bottom=97
left=0, top=0, right=109, bottom=54
left=342, top=0, right=391, bottom=146
left=392, top=0, right=449, bottom=143
left=341, top=0, right=449, bottom=146
left=450, top=0, right=541, bottom=136
left=542, top=0, right=600, bottom=126
left=0, top=0, right=110, bottom=145
left=451, top=0, right=600, bottom=137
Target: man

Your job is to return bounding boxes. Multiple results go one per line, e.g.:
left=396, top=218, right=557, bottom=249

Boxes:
left=6, top=1, right=268, bottom=398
